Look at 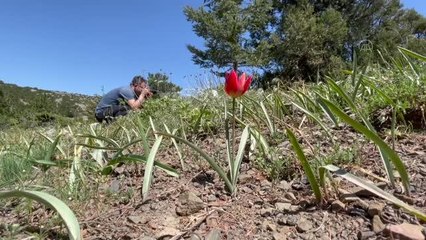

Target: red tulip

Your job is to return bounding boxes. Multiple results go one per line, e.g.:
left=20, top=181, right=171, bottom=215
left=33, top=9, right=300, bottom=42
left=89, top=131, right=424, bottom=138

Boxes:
left=224, top=70, right=252, bottom=98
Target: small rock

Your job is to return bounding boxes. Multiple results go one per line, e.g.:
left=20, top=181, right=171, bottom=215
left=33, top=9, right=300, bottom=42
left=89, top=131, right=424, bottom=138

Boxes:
left=331, top=200, right=345, bottom=212
left=176, top=191, right=205, bottom=216
left=156, top=227, right=182, bottom=239
left=260, top=208, right=274, bottom=217
left=239, top=174, right=251, bottom=183
left=275, top=202, right=292, bottom=212
left=205, top=228, right=221, bottom=240
left=267, top=223, right=277, bottom=232
left=286, top=215, right=298, bottom=226
left=385, top=223, right=425, bottom=240
left=299, top=232, right=315, bottom=240
left=289, top=205, right=301, bottom=213
left=351, top=187, right=376, bottom=198
left=357, top=231, right=375, bottom=240
left=240, top=186, right=253, bottom=193
left=285, top=192, right=297, bottom=201
left=207, top=195, right=217, bottom=202
left=109, top=180, right=120, bottom=192
left=354, top=199, right=369, bottom=210
left=127, top=215, right=148, bottom=224
left=190, top=233, right=202, bottom=240
left=273, top=231, right=287, bottom=240
left=372, top=215, right=385, bottom=233
left=296, top=218, right=313, bottom=232
left=278, top=180, right=291, bottom=190
left=260, top=179, right=272, bottom=188
left=291, top=182, right=304, bottom=190
left=368, top=202, right=385, bottom=217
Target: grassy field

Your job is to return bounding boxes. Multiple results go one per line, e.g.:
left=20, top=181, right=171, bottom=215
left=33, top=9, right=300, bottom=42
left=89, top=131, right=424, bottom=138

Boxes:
left=1, top=47, right=426, bottom=239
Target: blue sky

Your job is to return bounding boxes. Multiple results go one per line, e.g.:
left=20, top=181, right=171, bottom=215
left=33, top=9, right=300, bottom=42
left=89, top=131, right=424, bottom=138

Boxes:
left=0, top=0, right=424, bottom=96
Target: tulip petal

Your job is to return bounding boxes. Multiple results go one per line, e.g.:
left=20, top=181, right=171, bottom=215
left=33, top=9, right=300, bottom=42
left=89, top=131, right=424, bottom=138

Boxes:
left=243, top=75, right=253, bottom=94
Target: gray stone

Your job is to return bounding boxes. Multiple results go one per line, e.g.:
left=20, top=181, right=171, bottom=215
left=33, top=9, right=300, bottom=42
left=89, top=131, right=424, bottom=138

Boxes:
left=205, top=228, right=221, bottom=240
left=296, top=218, right=313, bottom=232
left=273, top=231, right=287, bottom=240
left=190, top=233, right=202, bottom=240
left=372, top=215, right=385, bottom=233
left=357, top=231, right=375, bottom=240
left=176, top=191, right=205, bottom=216
left=260, top=208, right=274, bottom=217
left=109, top=179, right=120, bottom=192
left=127, top=215, right=148, bottom=224
left=331, top=200, right=345, bottom=212
left=278, top=180, right=291, bottom=190
left=385, top=223, right=425, bottom=240
left=275, top=202, right=292, bottom=212
left=286, top=215, right=298, bottom=226
left=368, top=202, right=385, bottom=217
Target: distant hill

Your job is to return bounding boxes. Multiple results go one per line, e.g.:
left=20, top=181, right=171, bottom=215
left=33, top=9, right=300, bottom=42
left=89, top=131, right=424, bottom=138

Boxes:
left=0, top=80, right=100, bottom=128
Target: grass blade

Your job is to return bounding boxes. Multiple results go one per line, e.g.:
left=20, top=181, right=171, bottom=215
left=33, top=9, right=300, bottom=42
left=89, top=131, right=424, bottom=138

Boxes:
left=286, top=128, right=322, bottom=202
left=142, top=135, right=163, bottom=202
left=0, top=190, right=81, bottom=240
left=321, top=164, right=426, bottom=221
left=157, top=132, right=233, bottom=193
left=232, top=126, right=250, bottom=185
left=164, top=124, right=185, bottom=170
left=321, top=98, right=410, bottom=194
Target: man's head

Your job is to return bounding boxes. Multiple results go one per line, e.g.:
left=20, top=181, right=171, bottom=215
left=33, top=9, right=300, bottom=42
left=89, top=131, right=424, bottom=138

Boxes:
left=131, top=75, right=148, bottom=96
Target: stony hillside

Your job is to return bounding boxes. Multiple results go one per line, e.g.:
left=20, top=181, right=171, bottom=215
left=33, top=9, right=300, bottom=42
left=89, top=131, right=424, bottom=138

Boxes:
left=0, top=80, right=100, bottom=128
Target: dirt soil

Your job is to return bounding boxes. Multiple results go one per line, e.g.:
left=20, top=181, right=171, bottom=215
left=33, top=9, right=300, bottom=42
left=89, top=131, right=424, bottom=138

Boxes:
left=1, top=127, right=426, bottom=240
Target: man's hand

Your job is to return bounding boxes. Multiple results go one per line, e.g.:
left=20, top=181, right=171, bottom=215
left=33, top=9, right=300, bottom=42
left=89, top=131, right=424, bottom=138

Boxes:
left=142, top=86, right=153, bottom=98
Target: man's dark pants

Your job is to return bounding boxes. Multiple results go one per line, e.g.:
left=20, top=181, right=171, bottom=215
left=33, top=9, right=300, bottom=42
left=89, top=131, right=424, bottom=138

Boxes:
left=95, top=105, right=130, bottom=123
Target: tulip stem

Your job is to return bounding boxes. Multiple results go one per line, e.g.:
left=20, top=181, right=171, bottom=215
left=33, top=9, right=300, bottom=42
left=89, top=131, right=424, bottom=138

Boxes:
left=231, top=98, right=236, bottom=163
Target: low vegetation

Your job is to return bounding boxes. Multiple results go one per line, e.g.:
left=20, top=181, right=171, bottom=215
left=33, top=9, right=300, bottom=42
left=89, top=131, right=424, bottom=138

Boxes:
left=1, top=47, right=425, bottom=239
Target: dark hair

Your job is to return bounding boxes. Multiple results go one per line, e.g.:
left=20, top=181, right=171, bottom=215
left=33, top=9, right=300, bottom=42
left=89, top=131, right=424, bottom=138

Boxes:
left=131, top=75, right=147, bottom=86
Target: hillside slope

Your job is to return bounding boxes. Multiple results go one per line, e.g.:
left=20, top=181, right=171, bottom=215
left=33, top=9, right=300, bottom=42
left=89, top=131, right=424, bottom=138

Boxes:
left=0, top=80, right=100, bottom=128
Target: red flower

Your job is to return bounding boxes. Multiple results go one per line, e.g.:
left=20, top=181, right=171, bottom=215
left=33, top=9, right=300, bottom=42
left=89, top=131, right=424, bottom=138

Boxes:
left=224, top=70, right=252, bottom=98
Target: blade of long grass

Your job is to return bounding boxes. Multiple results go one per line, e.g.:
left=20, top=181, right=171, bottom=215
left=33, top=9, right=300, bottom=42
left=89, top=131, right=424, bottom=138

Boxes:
left=75, top=144, right=122, bottom=151
left=157, top=132, right=233, bottom=193
left=286, top=128, right=322, bottom=202
left=69, top=145, right=83, bottom=191
left=142, top=135, right=163, bottom=202
left=136, top=117, right=150, bottom=156
left=321, top=98, right=410, bottom=194
left=291, top=101, right=333, bottom=141
left=260, top=101, right=275, bottom=134
left=248, top=127, right=270, bottom=160
left=164, top=124, right=185, bottom=170
left=0, top=190, right=81, bottom=240
left=112, top=138, right=145, bottom=159
left=398, top=46, right=426, bottom=62
left=325, top=78, right=396, bottom=186
left=77, top=134, right=120, bottom=148
left=40, top=132, right=64, bottom=161
left=321, top=164, right=425, bottom=221
left=316, top=96, right=339, bottom=127
left=231, top=126, right=250, bottom=185
left=149, top=116, right=159, bottom=139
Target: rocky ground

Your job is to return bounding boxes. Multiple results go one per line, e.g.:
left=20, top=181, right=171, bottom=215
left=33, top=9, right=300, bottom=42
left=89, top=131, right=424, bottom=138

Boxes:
left=1, top=127, right=426, bottom=240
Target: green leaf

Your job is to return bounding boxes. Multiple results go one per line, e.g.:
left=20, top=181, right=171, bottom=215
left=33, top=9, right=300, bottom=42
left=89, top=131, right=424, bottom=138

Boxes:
left=77, top=134, right=120, bottom=148
left=321, top=98, right=410, bottom=194
left=164, top=124, right=185, bottom=170
left=231, top=126, right=250, bottom=185
left=142, top=136, right=163, bottom=202
left=291, top=100, right=333, bottom=141
left=398, top=47, right=426, bottom=63
left=0, top=190, right=81, bottom=240
left=286, top=128, right=322, bottom=202
left=157, top=132, right=233, bottom=193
